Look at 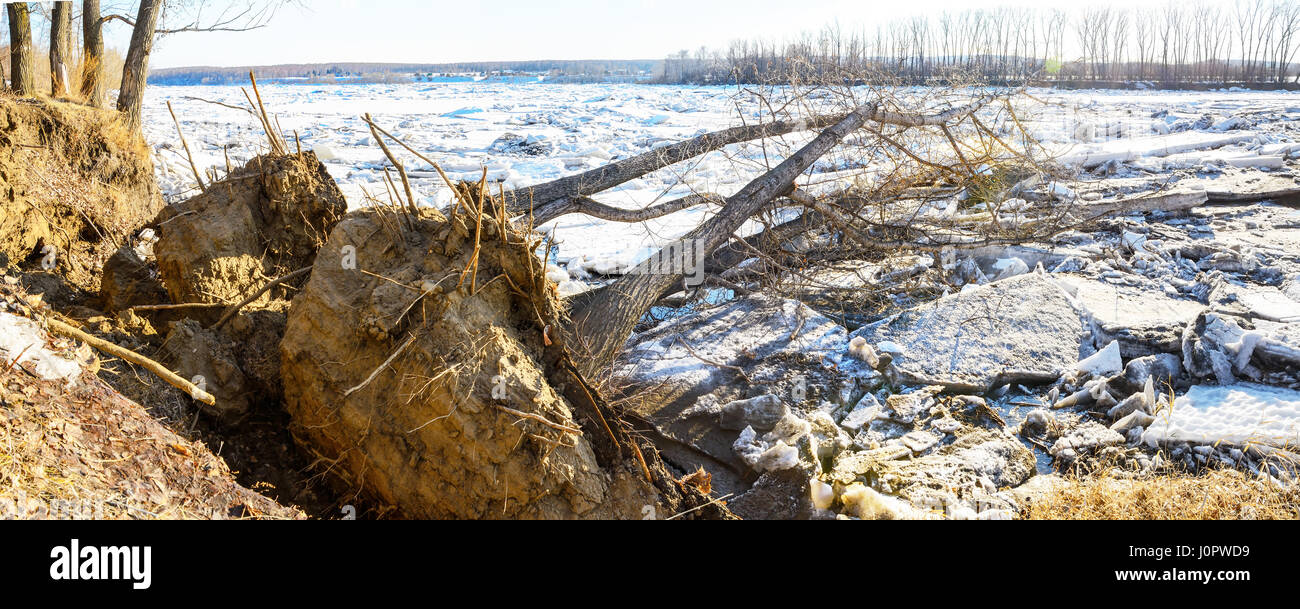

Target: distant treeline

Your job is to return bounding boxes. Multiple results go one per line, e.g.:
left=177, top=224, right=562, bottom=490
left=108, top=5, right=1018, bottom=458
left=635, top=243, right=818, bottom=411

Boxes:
left=149, top=59, right=660, bottom=85
left=659, top=1, right=1300, bottom=87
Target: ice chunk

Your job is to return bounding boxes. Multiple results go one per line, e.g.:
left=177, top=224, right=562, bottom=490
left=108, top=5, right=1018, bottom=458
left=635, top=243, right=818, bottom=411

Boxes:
left=852, top=274, right=1083, bottom=392
left=555, top=281, right=591, bottom=298
left=838, top=483, right=925, bottom=519
left=755, top=441, right=800, bottom=471
left=809, top=479, right=835, bottom=510
left=847, top=336, right=879, bottom=367
left=1120, top=230, right=1148, bottom=253
left=1076, top=340, right=1123, bottom=377
left=441, top=106, right=483, bottom=118
left=876, top=341, right=905, bottom=357
left=313, top=145, right=338, bottom=162
left=840, top=393, right=881, bottom=432
left=991, top=257, right=1029, bottom=280
left=544, top=264, right=569, bottom=285
left=719, top=394, right=788, bottom=432
left=765, top=413, right=812, bottom=445
left=0, top=312, right=82, bottom=383
left=1047, top=181, right=1077, bottom=201
left=901, top=430, right=940, bottom=453
left=1050, top=423, right=1124, bottom=461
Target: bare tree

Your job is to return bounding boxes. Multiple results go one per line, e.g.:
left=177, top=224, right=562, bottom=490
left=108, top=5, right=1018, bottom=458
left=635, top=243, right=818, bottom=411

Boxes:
left=1110, top=9, right=1129, bottom=82
left=1237, top=0, right=1263, bottom=81
left=1134, top=8, right=1155, bottom=80
left=6, top=3, right=36, bottom=96
left=116, top=1, right=288, bottom=128
left=82, top=0, right=105, bottom=107
left=49, top=1, right=73, bottom=97
left=1271, top=0, right=1300, bottom=83
left=117, top=0, right=162, bottom=128
left=0, top=10, right=6, bottom=89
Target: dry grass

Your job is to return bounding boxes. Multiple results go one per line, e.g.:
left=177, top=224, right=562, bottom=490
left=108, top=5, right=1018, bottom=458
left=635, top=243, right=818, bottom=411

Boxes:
left=0, top=44, right=124, bottom=107
left=1024, top=469, right=1300, bottom=520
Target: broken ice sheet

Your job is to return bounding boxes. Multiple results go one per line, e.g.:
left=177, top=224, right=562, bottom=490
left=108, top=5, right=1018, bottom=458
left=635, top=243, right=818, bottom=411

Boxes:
left=851, top=273, right=1083, bottom=393
left=1142, top=383, right=1300, bottom=449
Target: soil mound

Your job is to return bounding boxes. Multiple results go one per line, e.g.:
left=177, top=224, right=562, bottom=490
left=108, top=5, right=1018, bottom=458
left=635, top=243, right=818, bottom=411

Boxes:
left=281, top=190, right=728, bottom=519
left=151, top=152, right=345, bottom=308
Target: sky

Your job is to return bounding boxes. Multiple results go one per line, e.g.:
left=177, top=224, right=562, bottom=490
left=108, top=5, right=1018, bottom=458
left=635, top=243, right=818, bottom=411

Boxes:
left=82, top=0, right=1177, bottom=69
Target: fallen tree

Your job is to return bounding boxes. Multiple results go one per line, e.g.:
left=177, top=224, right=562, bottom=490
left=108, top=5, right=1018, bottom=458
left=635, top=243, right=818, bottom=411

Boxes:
left=558, top=89, right=1021, bottom=371
left=312, top=83, right=1221, bottom=517
left=369, top=86, right=1043, bottom=374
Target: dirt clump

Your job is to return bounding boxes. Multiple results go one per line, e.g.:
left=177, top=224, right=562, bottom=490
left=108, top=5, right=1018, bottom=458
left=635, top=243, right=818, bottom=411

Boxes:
left=160, top=305, right=287, bottom=420
left=100, top=243, right=168, bottom=312
left=151, top=151, right=345, bottom=310
left=280, top=188, right=731, bottom=519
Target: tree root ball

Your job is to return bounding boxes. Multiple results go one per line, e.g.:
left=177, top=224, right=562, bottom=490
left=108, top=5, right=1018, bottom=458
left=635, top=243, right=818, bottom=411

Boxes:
left=280, top=202, right=721, bottom=519
left=152, top=152, right=346, bottom=308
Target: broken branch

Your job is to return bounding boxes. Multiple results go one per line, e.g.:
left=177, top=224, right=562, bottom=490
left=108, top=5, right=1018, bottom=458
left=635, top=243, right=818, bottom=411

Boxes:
left=46, top=319, right=215, bottom=405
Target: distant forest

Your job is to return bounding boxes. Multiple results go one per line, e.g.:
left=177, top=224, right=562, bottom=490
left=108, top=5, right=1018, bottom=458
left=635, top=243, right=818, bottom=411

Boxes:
left=148, top=59, right=660, bottom=85
left=148, top=2, right=1300, bottom=89
left=660, top=2, right=1300, bottom=87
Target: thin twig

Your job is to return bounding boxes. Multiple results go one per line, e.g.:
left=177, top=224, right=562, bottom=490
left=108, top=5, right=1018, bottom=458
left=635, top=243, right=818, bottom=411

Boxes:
left=167, top=100, right=205, bottom=192
left=493, top=404, right=583, bottom=435
left=666, top=493, right=734, bottom=520
left=675, top=335, right=751, bottom=382
left=344, top=334, right=416, bottom=398
left=212, top=266, right=311, bottom=330
left=46, top=319, right=215, bottom=405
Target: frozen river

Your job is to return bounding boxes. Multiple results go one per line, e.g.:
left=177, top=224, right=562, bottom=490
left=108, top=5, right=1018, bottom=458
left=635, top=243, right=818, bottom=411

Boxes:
left=143, top=82, right=1300, bottom=276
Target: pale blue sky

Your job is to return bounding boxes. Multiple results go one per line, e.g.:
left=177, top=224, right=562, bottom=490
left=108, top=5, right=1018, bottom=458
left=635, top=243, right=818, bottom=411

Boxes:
left=84, top=0, right=1173, bottom=68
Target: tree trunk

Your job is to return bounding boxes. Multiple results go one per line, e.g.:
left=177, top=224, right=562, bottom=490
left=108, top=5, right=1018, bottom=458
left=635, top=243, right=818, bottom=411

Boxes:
left=503, top=114, right=846, bottom=215
left=6, top=3, right=36, bottom=97
left=118, top=0, right=162, bottom=129
left=50, top=1, right=72, bottom=97
left=81, top=0, right=104, bottom=107
left=568, top=104, right=880, bottom=372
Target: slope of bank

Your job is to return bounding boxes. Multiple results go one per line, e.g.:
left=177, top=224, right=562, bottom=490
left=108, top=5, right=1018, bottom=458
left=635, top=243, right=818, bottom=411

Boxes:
left=0, top=97, right=301, bottom=519
left=0, top=94, right=163, bottom=302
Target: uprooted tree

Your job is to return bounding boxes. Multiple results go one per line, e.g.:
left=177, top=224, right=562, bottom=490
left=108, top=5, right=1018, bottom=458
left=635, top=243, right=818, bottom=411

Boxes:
left=368, top=87, right=1057, bottom=375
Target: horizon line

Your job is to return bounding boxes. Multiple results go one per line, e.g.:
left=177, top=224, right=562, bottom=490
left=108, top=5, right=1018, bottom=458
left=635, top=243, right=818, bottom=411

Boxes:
left=152, top=59, right=663, bottom=72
